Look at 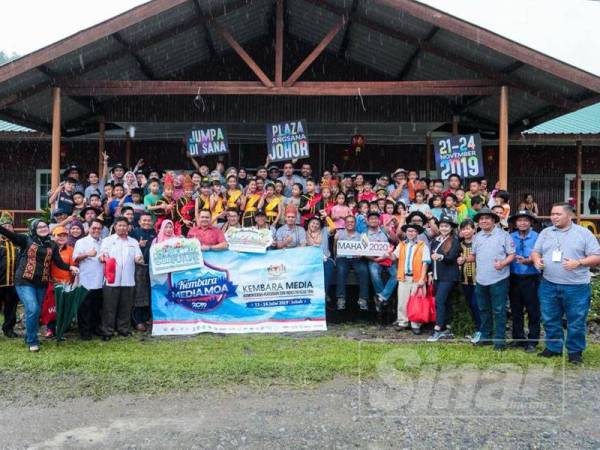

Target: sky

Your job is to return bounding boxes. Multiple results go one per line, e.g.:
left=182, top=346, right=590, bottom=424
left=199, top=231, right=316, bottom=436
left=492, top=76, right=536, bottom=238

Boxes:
left=1, top=0, right=600, bottom=76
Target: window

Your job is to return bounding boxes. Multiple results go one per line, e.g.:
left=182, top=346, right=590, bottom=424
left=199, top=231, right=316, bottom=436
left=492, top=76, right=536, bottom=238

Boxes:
left=564, top=174, right=600, bottom=217
left=36, top=169, right=52, bottom=210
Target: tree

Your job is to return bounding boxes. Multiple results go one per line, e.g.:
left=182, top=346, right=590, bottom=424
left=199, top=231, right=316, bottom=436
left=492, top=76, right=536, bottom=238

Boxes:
left=0, top=50, right=19, bottom=65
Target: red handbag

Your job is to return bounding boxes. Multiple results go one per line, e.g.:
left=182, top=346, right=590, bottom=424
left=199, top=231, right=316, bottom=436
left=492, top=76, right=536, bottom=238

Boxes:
left=104, top=257, right=117, bottom=284
left=407, top=284, right=436, bottom=323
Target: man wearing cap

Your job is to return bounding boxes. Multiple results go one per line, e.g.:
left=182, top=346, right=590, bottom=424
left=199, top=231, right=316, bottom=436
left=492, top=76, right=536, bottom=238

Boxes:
left=508, top=210, right=540, bottom=352
left=268, top=166, right=280, bottom=182
left=0, top=212, right=19, bottom=338
left=388, top=221, right=431, bottom=334
left=531, top=202, right=600, bottom=364
left=468, top=207, right=515, bottom=350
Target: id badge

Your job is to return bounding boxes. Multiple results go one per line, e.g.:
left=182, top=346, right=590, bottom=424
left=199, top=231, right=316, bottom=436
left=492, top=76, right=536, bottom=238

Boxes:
left=552, top=250, right=562, bottom=262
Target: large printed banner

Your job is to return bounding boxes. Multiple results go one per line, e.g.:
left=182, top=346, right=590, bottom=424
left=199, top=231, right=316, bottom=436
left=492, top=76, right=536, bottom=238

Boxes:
left=151, top=246, right=326, bottom=335
left=434, top=133, right=484, bottom=180
left=266, top=120, right=309, bottom=162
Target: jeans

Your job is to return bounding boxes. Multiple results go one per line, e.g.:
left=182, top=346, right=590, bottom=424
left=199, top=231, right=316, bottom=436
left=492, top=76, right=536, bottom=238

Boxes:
left=538, top=279, right=591, bottom=354
left=462, top=284, right=481, bottom=331
left=509, top=274, right=540, bottom=344
left=434, top=280, right=455, bottom=328
left=368, top=262, right=398, bottom=301
left=336, top=257, right=369, bottom=300
left=476, top=277, right=509, bottom=345
left=324, top=257, right=334, bottom=291
left=15, top=284, right=47, bottom=346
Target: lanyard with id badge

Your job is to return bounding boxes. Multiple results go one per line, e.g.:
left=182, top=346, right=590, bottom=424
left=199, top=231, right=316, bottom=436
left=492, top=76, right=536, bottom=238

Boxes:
left=552, top=228, right=569, bottom=263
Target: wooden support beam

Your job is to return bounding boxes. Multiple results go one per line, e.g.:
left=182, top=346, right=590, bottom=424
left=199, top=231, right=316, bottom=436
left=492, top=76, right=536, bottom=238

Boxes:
left=112, top=33, right=155, bottom=79
left=98, top=117, right=105, bottom=177
left=63, top=79, right=500, bottom=97
left=575, top=140, right=582, bottom=224
left=275, top=0, right=284, bottom=86
left=397, top=26, right=438, bottom=80
left=284, top=17, right=346, bottom=86
left=337, top=0, right=359, bottom=59
left=452, top=115, right=459, bottom=135
left=125, top=132, right=132, bottom=169
left=51, top=87, right=61, bottom=191
left=0, top=0, right=253, bottom=111
left=498, top=85, right=509, bottom=190
left=213, top=23, right=273, bottom=87
left=302, top=0, right=577, bottom=109
left=193, top=0, right=216, bottom=58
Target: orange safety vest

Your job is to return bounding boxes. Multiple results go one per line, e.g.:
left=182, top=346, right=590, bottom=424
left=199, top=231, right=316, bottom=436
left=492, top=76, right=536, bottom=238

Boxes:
left=396, top=240, right=426, bottom=282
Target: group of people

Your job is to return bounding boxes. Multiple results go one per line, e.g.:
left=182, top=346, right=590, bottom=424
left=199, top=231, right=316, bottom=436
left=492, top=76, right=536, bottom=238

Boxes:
left=0, top=156, right=598, bottom=364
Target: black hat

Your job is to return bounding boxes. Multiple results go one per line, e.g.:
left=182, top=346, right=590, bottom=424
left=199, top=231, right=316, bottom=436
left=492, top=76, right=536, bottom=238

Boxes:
left=73, top=191, right=85, bottom=197
left=438, top=215, right=458, bottom=227
left=62, top=164, right=80, bottom=178
left=52, top=208, right=68, bottom=217
left=255, top=209, right=267, bottom=218
left=110, top=163, right=125, bottom=173
left=268, top=166, right=280, bottom=173
left=406, top=211, right=427, bottom=224
left=81, top=206, right=101, bottom=217
left=508, top=209, right=537, bottom=224
left=473, top=207, right=500, bottom=223
left=401, top=222, right=424, bottom=234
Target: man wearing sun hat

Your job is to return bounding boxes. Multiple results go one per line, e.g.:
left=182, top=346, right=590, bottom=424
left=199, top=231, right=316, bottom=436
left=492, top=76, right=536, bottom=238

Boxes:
left=467, top=207, right=515, bottom=350
left=388, top=221, right=431, bottom=334
left=508, top=209, right=540, bottom=353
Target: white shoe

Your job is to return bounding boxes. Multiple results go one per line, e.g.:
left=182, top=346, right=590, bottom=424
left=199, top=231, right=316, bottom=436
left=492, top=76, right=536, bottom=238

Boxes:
left=358, top=298, right=369, bottom=311
left=29, top=345, right=40, bottom=353
left=470, top=331, right=482, bottom=344
left=336, top=297, right=346, bottom=310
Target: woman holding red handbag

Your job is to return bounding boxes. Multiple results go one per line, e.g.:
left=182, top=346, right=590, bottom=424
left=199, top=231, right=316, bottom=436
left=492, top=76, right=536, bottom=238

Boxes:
left=427, top=215, right=461, bottom=342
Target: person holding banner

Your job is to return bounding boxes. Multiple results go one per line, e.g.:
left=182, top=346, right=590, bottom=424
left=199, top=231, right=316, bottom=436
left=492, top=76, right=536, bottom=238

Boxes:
left=365, top=212, right=397, bottom=312
left=253, top=210, right=276, bottom=244
left=388, top=222, right=431, bottom=334
left=241, top=179, right=261, bottom=227
left=275, top=205, right=306, bottom=249
left=306, top=216, right=335, bottom=301
left=220, top=208, right=241, bottom=233
left=187, top=210, right=228, bottom=252
left=334, top=215, right=370, bottom=312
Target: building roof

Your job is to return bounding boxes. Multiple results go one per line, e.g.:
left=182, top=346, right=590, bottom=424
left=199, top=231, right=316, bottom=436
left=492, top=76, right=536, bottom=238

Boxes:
left=0, top=0, right=599, bottom=140
left=523, top=102, right=600, bottom=135
left=0, top=119, right=34, bottom=133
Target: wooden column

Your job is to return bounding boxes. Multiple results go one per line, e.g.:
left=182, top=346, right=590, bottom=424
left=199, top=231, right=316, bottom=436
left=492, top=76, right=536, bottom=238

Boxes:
left=576, top=140, right=582, bottom=224
left=452, top=115, right=459, bottom=135
left=125, top=131, right=132, bottom=168
left=425, top=134, right=432, bottom=177
left=51, top=87, right=61, bottom=191
left=498, top=85, right=509, bottom=189
left=98, top=117, right=105, bottom=176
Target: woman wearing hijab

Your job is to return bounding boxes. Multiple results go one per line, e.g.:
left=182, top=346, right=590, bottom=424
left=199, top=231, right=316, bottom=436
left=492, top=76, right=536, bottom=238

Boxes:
left=0, top=220, right=78, bottom=352
left=153, top=220, right=176, bottom=245
left=68, top=221, right=85, bottom=246
left=123, top=171, right=139, bottom=193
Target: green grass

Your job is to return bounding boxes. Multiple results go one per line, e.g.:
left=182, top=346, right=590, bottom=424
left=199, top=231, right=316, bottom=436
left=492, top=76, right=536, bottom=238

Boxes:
left=2, top=334, right=600, bottom=400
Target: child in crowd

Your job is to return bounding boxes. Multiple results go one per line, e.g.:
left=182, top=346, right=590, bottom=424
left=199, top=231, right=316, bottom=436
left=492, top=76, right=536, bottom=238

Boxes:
left=409, top=190, right=431, bottom=215
left=331, top=192, right=351, bottom=230
left=355, top=200, right=369, bottom=233
left=429, top=194, right=443, bottom=220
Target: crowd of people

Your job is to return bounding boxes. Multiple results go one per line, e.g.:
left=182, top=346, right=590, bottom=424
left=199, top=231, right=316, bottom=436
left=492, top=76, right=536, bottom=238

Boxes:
left=0, top=154, right=599, bottom=364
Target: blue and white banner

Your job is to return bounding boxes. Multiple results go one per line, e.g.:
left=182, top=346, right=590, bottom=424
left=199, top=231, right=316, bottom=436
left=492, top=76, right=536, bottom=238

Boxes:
left=151, top=247, right=326, bottom=335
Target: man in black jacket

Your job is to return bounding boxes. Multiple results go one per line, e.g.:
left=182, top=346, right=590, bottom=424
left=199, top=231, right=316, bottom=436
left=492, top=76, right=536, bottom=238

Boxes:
left=0, top=212, right=19, bottom=338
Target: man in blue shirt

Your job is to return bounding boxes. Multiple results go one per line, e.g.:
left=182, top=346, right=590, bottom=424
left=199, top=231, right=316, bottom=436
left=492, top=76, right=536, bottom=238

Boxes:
left=508, top=210, right=540, bottom=353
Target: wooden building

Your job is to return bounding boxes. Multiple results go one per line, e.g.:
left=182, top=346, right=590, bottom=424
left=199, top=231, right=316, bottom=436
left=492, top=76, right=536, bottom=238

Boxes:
left=0, top=0, right=599, bottom=224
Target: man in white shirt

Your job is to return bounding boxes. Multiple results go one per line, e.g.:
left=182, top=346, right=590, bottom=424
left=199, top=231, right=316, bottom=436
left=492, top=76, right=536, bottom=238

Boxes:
left=99, top=217, right=143, bottom=340
left=73, top=219, right=105, bottom=340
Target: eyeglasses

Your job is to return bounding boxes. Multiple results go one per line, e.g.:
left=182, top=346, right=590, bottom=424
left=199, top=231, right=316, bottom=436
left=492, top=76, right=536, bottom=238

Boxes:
left=36, top=224, right=49, bottom=229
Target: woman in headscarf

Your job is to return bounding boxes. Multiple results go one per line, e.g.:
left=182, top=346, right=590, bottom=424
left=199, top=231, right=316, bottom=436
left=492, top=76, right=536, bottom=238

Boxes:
left=123, top=171, right=139, bottom=193
left=0, top=219, right=78, bottom=352
left=153, top=220, right=176, bottom=245
left=68, top=221, right=85, bottom=247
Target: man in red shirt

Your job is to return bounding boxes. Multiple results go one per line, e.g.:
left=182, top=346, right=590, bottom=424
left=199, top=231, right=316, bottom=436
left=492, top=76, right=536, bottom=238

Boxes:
left=187, top=210, right=228, bottom=251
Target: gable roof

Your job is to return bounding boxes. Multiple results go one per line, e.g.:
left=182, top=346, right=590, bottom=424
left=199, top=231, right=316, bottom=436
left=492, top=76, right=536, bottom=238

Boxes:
left=524, top=102, right=600, bottom=136
left=0, top=0, right=598, bottom=138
